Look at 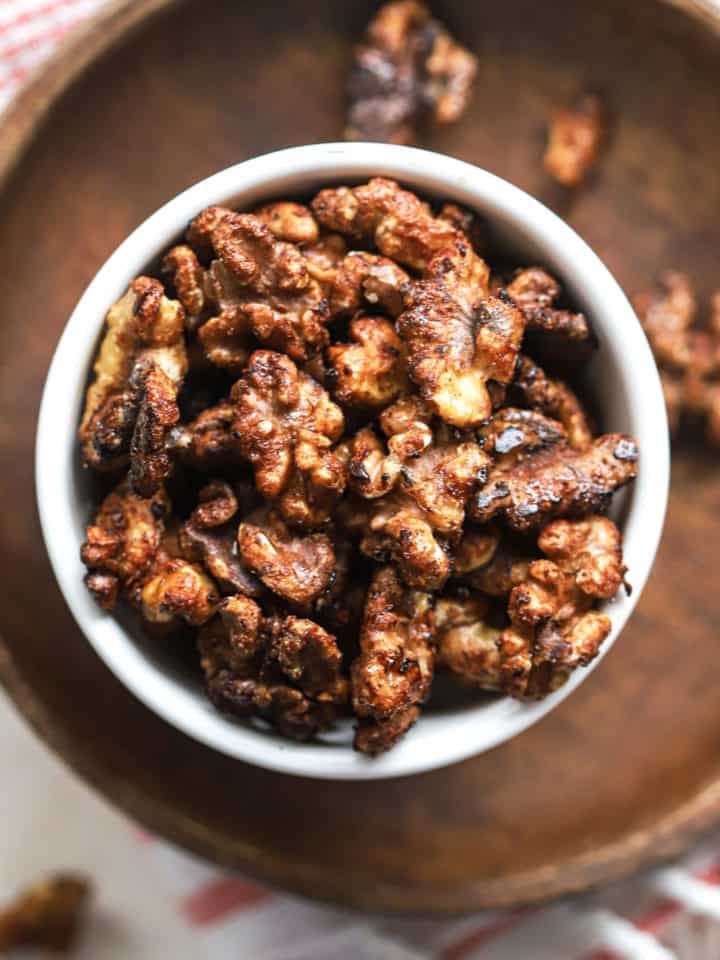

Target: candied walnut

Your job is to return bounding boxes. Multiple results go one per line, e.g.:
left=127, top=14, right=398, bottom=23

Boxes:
left=330, top=251, right=410, bottom=318
left=237, top=510, right=335, bottom=606
left=345, top=0, right=477, bottom=145
left=327, top=315, right=408, bottom=408
left=478, top=407, right=568, bottom=467
left=207, top=213, right=330, bottom=362
left=139, top=552, right=220, bottom=626
left=302, top=233, right=347, bottom=289
left=81, top=481, right=169, bottom=609
left=198, top=259, right=252, bottom=372
left=472, top=433, right=638, bottom=532
left=633, top=272, right=720, bottom=443
left=437, top=202, right=486, bottom=253
left=79, top=277, right=187, bottom=479
left=510, top=355, right=593, bottom=450
left=179, top=481, right=262, bottom=597
left=254, top=202, right=319, bottom=244
left=173, top=400, right=241, bottom=472
left=199, top=595, right=342, bottom=740
left=162, top=244, right=205, bottom=318
left=128, top=358, right=180, bottom=497
left=311, top=177, right=460, bottom=271
left=544, top=93, right=605, bottom=188
left=498, top=516, right=622, bottom=698
left=399, top=240, right=523, bottom=427
left=0, top=873, right=91, bottom=954
left=453, top=526, right=530, bottom=597
left=352, top=566, right=435, bottom=754
left=230, top=350, right=346, bottom=527
left=185, top=205, right=233, bottom=260
left=435, top=594, right=502, bottom=689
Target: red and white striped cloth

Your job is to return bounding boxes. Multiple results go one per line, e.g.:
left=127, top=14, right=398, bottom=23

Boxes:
left=3, top=3, right=720, bottom=957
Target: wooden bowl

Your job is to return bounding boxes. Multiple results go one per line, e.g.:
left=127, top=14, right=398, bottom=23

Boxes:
left=1, top=0, right=719, bottom=912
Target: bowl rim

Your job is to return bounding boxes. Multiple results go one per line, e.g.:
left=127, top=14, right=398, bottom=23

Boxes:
left=35, top=141, right=669, bottom=780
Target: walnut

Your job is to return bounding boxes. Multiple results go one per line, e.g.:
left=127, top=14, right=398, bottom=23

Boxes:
left=237, top=509, right=336, bottom=606
left=327, top=315, right=408, bottom=409
left=206, top=213, right=330, bottom=362
left=230, top=350, right=346, bottom=527
left=499, top=516, right=623, bottom=698
left=199, top=595, right=344, bottom=739
left=345, top=0, right=477, bottom=145
left=254, top=202, right=319, bottom=244
left=0, top=873, right=91, bottom=954
left=179, top=481, right=263, bottom=597
left=330, top=251, right=410, bottom=318
left=453, top=527, right=530, bottom=596
left=185, top=205, right=233, bottom=260
left=197, top=259, right=253, bottom=372
left=399, top=240, right=524, bottom=427
left=633, top=272, right=720, bottom=443
left=139, top=552, right=220, bottom=627
left=472, top=433, right=638, bottom=532
left=311, top=177, right=461, bottom=271
left=510, top=355, right=593, bottom=450
left=435, top=594, right=502, bottom=689
left=81, top=480, right=169, bottom=610
left=173, top=400, right=241, bottom=471
left=351, top=566, right=435, bottom=754
left=78, top=277, right=187, bottom=481
left=127, top=358, right=180, bottom=497
left=162, top=244, right=205, bottom=318
left=544, top=93, right=605, bottom=188
left=302, top=233, right=348, bottom=290
left=437, top=202, right=485, bottom=251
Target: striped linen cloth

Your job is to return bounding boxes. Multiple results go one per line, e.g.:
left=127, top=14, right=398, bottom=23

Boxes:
left=3, top=2, right=720, bottom=957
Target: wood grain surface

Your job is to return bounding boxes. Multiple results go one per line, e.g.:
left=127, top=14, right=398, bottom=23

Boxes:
left=1, top=0, right=719, bottom=913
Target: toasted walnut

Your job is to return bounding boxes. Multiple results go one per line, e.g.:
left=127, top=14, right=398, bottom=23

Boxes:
left=437, top=202, right=485, bottom=251
left=330, top=251, right=410, bottom=318
left=634, top=272, right=720, bottom=443
left=327, top=315, right=408, bottom=409
left=254, top=202, right=319, bottom=244
left=498, top=516, right=622, bottom=698
left=127, top=358, right=180, bottom=497
left=345, top=0, right=477, bottom=145
left=231, top=350, right=346, bottom=527
left=206, top=213, right=330, bottom=362
left=79, top=277, right=187, bottom=480
left=478, top=407, right=568, bottom=467
left=178, top=481, right=262, bottom=597
left=173, top=400, right=241, bottom=471
left=311, top=177, right=461, bottom=271
left=162, top=244, right=205, bottom=318
left=237, top=510, right=335, bottom=606
left=139, top=551, right=220, bottom=627
left=185, top=205, right=233, bottom=260
left=302, top=233, right=348, bottom=290
left=453, top=526, right=530, bottom=597
left=472, top=433, right=638, bottom=532
left=81, top=481, right=169, bottom=609
left=544, top=93, right=605, bottom=188
left=0, top=873, right=91, bottom=954
left=199, top=595, right=342, bottom=739
left=399, top=240, right=523, bottom=427
left=510, top=355, right=593, bottom=450
left=352, top=566, right=435, bottom=754
left=435, top=594, right=502, bottom=689
left=197, top=259, right=252, bottom=372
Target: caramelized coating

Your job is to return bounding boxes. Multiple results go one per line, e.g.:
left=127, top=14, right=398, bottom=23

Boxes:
left=254, top=202, right=319, bottom=244
left=472, top=433, right=638, bottom=532
left=345, top=0, right=477, bottom=145
left=511, top=355, right=593, bottom=450
left=634, top=271, right=720, bottom=443
left=302, top=233, right=348, bottom=289
left=312, top=177, right=460, bottom=271
left=185, top=205, right=233, bottom=260
left=330, top=251, right=410, bottom=318
left=231, top=350, right=346, bottom=527
left=544, top=93, right=605, bottom=188
left=352, top=566, right=435, bottom=753
left=435, top=594, right=502, bottom=689
left=268, top=615, right=348, bottom=703
left=81, top=481, right=169, bottom=609
left=478, top=407, right=568, bottom=467
left=327, top=315, right=408, bottom=408
left=453, top=527, right=530, bottom=597
left=0, top=873, right=91, bottom=953
left=79, top=277, right=187, bottom=483
left=399, top=240, right=522, bottom=427
left=237, top=510, right=336, bottom=606
left=128, top=358, right=180, bottom=497
left=173, top=400, right=240, bottom=471
left=162, top=244, right=205, bottom=318
left=139, top=552, right=220, bottom=626
left=197, top=260, right=252, bottom=372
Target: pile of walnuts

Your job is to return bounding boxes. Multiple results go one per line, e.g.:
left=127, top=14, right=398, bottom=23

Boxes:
left=79, top=177, right=638, bottom=754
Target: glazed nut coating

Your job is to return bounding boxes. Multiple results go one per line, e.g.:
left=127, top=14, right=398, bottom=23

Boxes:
left=544, top=93, right=605, bottom=188
left=0, top=873, right=91, bottom=954
left=80, top=176, right=638, bottom=753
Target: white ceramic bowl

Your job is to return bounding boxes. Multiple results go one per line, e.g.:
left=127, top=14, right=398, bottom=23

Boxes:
left=36, top=142, right=669, bottom=780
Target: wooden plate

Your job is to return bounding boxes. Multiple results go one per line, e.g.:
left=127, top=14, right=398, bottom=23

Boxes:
left=1, top=0, right=720, bottom=913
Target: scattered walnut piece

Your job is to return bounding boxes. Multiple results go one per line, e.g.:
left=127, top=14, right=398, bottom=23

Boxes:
left=352, top=566, right=435, bottom=753
left=399, top=239, right=522, bottom=427
left=544, top=93, right=605, bottom=188
left=230, top=350, right=346, bottom=527
left=327, top=315, right=408, bottom=408
left=634, top=271, right=720, bottom=443
left=510, top=354, right=593, bottom=450
left=0, top=873, right=91, bottom=954
left=435, top=594, right=502, bottom=689
left=345, top=0, right=477, bottom=145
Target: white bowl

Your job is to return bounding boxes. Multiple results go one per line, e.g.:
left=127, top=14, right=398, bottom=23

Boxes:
left=35, top=142, right=669, bottom=780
